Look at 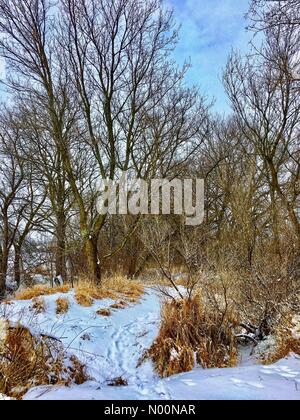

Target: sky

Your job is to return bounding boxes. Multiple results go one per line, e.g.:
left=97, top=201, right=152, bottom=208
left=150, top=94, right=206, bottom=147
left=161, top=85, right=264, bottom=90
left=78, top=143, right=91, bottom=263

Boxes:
left=168, top=0, right=252, bottom=114
left=0, top=0, right=252, bottom=113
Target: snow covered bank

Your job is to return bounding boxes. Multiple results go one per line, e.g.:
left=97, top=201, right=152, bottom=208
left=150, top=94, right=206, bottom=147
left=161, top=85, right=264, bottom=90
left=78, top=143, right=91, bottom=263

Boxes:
left=1, top=288, right=299, bottom=400
left=23, top=354, right=300, bottom=401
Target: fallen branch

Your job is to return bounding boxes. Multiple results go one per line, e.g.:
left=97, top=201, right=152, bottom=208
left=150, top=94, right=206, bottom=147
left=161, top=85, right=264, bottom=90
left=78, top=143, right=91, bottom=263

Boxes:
left=8, top=326, right=62, bottom=343
left=236, top=334, right=258, bottom=346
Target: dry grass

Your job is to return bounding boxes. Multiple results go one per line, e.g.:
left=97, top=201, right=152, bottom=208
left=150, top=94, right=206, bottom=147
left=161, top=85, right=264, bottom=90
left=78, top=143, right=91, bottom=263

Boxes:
left=31, top=298, right=46, bottom=314
left=262, top=317, right=300, bottom=365
left=75, top=293, right=93, bottom=307
left=102, top=275, right=144, bottom=301
left=108, top=377, right=128, bottom=387
left=97, top=308, right=112, bottom=317
left=142, top=294, right=237, bottom=378
left=16, top=284, right=70, bottom=301
left=74, top=276, right=144, bottom=307
left=74, top=281, right=108, bottom=307
left=13, top=275, right=144, bottom=309
left=56, top=298, right=70, bottom=315
left=0, top=320, right=88, bottom=399
left=110, top=301, right=128, bottom=310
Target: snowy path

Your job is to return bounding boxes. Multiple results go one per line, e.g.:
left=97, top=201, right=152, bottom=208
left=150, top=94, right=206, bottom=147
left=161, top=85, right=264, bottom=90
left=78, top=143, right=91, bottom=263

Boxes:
left=1, top=288, right=300, bottom=400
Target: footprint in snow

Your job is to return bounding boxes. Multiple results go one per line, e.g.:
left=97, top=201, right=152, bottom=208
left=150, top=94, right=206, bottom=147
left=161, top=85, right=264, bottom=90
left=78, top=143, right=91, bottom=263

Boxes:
left=181, top=380, right=197, bottom=387
left=261, top=366, right=299, bottom=379
left=231, top=378, right=264, bottom=389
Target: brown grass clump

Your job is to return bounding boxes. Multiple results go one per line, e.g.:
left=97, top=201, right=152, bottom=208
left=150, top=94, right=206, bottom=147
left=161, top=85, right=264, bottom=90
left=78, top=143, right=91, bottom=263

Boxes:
left=14, top=275, right=144, bottom=309
left=74, top=280, right=113, bottom=307
left=97, top=308, right=112, bottom=317
left=16, top=284, right=70, bottom=301
left=31, top=298, right=46, bottom=314
left=75, top=292, right=94, bottom=307
left=74, top=276, right=144, bottom=307
left=102, top=275, right=144, bottom=302
left=142, top=295, right=237, bottom=378
left=68, top=356, right=89, bottom=385
left=0, top=320, right=88, bottom=399
left=56, top=298, right=70, bottom=315
left=110, top=301, right=128, bottom=310
left=108, top=377, right=128, bottom=387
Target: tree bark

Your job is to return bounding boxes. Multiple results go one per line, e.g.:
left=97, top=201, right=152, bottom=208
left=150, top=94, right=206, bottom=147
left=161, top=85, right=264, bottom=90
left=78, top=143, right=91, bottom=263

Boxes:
left=55, top=211, right=67, bottom=281
left=85, top=236, right=101, bottom=285
left=0, top=250, right=9, bottom=299
left=0, top=211, right=10, bottom=298
left=13, top=244, right=22, bottom=288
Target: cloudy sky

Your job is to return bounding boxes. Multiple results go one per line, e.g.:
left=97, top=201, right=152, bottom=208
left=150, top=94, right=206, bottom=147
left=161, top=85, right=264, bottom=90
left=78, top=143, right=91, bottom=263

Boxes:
left=0, top=0, right=252, bottom=112
left=169, top=0, right=252, bottom=113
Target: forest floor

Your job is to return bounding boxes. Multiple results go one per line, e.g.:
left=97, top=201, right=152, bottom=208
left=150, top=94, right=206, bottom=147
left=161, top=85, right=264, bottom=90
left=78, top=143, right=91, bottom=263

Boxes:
left=1, top=287, right=300, bottom=400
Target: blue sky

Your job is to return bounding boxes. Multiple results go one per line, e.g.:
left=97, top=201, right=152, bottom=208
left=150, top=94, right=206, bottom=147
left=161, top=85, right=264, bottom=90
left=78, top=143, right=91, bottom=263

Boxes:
left=0, top=0, right=252, bottom=112
left=168, top=0, right=252, bottom=113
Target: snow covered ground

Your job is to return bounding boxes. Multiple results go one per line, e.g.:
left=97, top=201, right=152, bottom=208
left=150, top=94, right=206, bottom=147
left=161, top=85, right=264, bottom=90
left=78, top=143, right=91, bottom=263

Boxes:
left=1, top=288, right=300, bottom=400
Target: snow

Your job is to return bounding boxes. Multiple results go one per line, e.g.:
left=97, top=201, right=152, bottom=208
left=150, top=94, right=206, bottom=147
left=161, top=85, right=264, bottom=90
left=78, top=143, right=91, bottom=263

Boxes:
left=0, top=58, right=5, bottom=80
left=0, top=394, right=14, bottom=401
left=292, top=316, right=300, bottom=340
left=1, top=288, right=300, bottom=401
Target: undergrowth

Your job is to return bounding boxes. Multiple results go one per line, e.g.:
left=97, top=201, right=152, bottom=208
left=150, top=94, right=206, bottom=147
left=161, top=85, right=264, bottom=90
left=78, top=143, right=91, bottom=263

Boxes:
left=15, top=275, right=144, bottom=308
left=142, top=294, right=237, bottom=377
left=0, top=319, right=88, bottom=399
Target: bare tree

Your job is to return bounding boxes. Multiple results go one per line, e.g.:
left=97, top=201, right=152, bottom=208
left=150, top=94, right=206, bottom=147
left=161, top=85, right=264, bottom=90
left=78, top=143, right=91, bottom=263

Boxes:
left=0, top=110, right=46, bottom=296
left=59, top=0, right=209, bottom=282
left=224, top=26, right=300, bottom=247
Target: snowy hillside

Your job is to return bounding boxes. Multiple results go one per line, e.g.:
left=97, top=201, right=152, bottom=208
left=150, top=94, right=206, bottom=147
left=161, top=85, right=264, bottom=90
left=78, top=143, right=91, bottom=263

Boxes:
left=1, top=288, right=299, bottom=401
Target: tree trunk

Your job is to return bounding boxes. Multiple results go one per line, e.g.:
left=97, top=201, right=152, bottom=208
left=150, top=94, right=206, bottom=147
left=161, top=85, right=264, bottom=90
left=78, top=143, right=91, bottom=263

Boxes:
left=55, top=213, right=67, bottom=281
left=268, top=160, right=300, bottom=248
left=0, top=250, right=9, bottom=299
left=85, top=236, right=101, bottom=285
left=14, top=244, right=22, bottom=288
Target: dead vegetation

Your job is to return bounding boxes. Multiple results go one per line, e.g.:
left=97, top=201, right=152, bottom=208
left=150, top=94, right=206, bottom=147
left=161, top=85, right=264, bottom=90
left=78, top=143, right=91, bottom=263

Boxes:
left=110, top=301, right=128, bottom=310
left=142, top=294, right=237, bottom=378
left=14, top=276, right=144, bottom=309
left=97, top=308, right=112, bottom=317
left=31, top=298, right=46, bottom=314
left=108, top=377, right=128, bottom=387
left=0, top=319, right=88, bottom=399
left=261, top=317, right=300, bottom=365
left=16, top=285, right=71, bottom=301
left=73, top=276, right=144, bottom=307
left=56, top=298, right=70, bottom=315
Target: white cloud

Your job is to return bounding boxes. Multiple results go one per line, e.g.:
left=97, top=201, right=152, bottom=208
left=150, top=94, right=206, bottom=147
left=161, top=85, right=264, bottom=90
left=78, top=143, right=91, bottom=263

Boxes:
left=168, top=0, right=252, bottom=113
